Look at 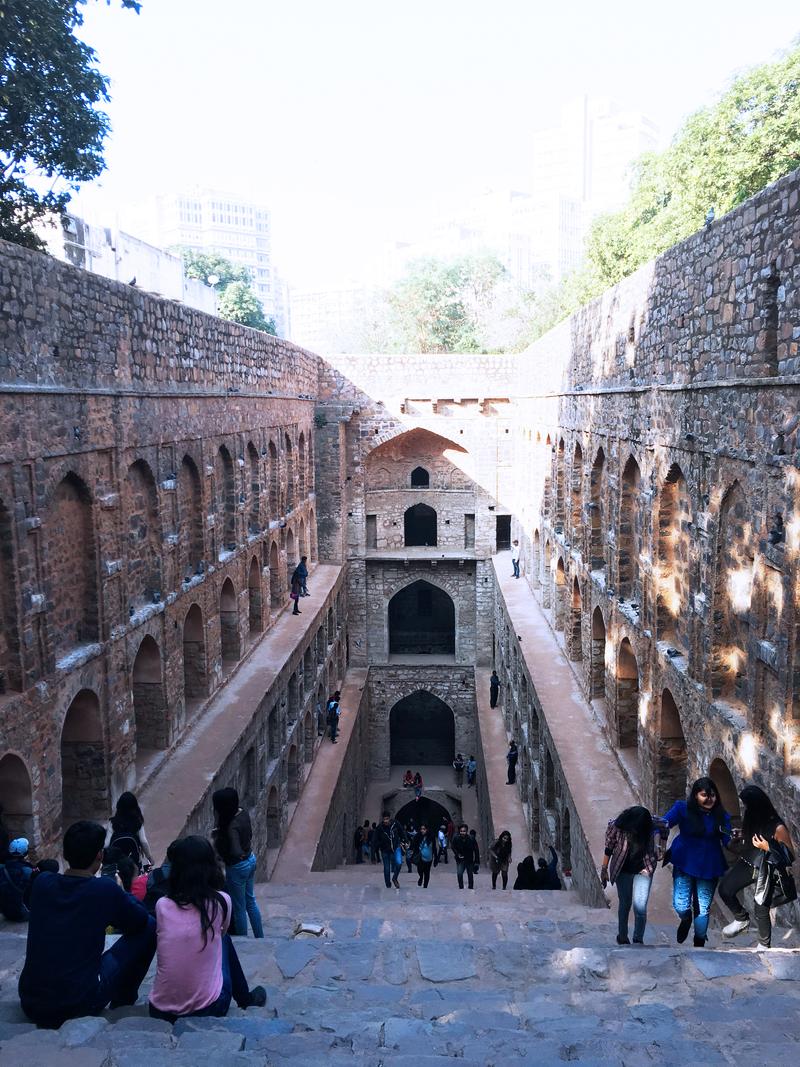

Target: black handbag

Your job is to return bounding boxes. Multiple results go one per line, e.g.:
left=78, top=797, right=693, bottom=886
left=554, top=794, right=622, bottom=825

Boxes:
left=771, top=863, right=798, bottom=907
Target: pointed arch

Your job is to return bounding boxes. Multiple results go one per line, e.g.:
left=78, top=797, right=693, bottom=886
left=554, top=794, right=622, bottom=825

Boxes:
left=0, top=498, right=20, bottom=692
left=248, top=555, right=263, bottom=634
left=590, top=447, right=606, bottom=572
left=183, top=603, right=208, bottom=705
left=656, top=463, right=692, bottom=650
left=215, top=445, right=236, bottom=556
left=247, top=442, right=261, bottom=534
left=389, top=580, right=454, bottom=656
left=618, top=455, right=641, bottom=601
left=220, top=577, right=240, bottom=662
left=269, top=541, right=281, bottom=609
left=268, top=439, right=279, bottom=517
left=656, top=688, right=687, bottom=813
left=132, top=635, right=168, bottom=752
left=404, top=503, right=437, bottom=547
left=710, top=482, right=753, bottom=707
left=554, top=439, right=566, bottom=531
left=616, top=638, right=639, bottom=749
left=61, top=689, right=107, bottom=823
left=0, top=754, right=33, bottom=840
left=569, top=577, right=582, bottom=661
left=570, top=441, right=583, bottom=540
left=285, top=433, right=295, bottom=511
left=591, top=607, right=607, bottom=700
left=298, top=431, right=306, bottom=499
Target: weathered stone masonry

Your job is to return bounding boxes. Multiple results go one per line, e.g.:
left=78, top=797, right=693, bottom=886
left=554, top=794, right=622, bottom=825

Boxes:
left=0, top=241, right=319, bottom=852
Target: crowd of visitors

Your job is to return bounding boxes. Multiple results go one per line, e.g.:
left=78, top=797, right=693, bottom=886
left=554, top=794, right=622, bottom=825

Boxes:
left=601, top=778, right=795, bottom=948
left=8, top=784, right=267, bottom=1028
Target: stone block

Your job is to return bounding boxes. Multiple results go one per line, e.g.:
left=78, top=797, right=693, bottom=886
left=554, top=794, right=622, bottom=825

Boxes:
left=416, top=942, right=476, bottom=982
left=177, top=1029, right=245, bottom=1052
left=59, top=1016, right=110, bottom=1046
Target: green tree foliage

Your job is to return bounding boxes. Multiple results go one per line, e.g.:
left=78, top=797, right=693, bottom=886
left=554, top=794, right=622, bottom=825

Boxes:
left=179, top=248, right=276, bottom=334
left=586, top=42, right=800, bottom=289
left=0, top=0, right=140, bottom=249
left=387, top=253, right=507, bottom=353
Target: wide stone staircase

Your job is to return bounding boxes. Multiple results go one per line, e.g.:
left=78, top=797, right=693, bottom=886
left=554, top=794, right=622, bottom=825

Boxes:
left=2, top=875, right=800, bottom=1066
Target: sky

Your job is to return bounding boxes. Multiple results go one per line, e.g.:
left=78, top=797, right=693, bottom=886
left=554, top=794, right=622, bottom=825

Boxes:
left=74, top=0, right=800, bottom=288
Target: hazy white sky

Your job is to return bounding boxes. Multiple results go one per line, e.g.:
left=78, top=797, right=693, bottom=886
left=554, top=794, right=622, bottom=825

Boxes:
left=75, top=0, right=800, bottom=287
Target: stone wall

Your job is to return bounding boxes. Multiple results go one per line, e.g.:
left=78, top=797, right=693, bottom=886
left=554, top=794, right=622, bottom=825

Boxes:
left=511, top=168, right=800, bottom=916
left=0, top=239, right=320, bottom=853
left=367, top=666, right=477, bottom=779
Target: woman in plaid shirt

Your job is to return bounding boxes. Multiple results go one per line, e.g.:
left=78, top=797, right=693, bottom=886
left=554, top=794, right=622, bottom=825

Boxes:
left=600, top=807, right=669, bottom=945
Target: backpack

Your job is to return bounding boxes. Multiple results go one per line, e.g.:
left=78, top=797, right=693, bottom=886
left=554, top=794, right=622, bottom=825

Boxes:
left=419, top=840, right=433, bottom=864
left=326, top=701, right=339, bottom=724
left=109, top=830, right=142, bottom=871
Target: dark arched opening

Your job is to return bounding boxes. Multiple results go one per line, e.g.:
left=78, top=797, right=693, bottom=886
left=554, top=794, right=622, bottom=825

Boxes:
left=404, top=503, right=437, bottom=547
left=410, top=466, right=430, bottom=488
left=389, top=580, right=455, bottom=655
left=389, top=691, right=455, bottom=765
left=395, top=796, right=452, bottom=832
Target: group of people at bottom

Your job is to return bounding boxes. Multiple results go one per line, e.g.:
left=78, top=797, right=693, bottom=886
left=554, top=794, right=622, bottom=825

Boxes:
left=12, top=786, right=269, bottom=1030
left=603, top=778, right=795, bottom=949
left=365, top=812, right=563, bottom=892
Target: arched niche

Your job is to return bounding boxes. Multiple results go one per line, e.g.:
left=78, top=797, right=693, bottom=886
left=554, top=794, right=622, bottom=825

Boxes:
left=656, top=688, right=687, bottom=814
left=656, top=464, right=692, bottom=651
left=709, top=757, right=741, bottom=823
left=616, top=638, right=640, bottom=749
left=389, top=691, right=455, bottom=765
left=248, top=555, right=262, bottom=634
left=298, top=432, right=306, bottom=499
left=710, top=482, right=753, bottom=709
left=569, top=578, right=582, bottom=662
left=132, top=634, right=168, bottom=752
left=125, top=459, right=161, bottom=608
left=178, top=455, right=204, bottom=581
left=395, top=795, right=454, bottom=832
left=47, top=473, right=98, bottom=658
left=284, top=433, right=295, bottom=510
left=220, top=577, right=240, bottom=662
left=0, top=498, right=20, bottom=692
left=0, top=753, right=33, bottom=839
left=389, top=580, right=455, bottom=656
left=404, top=503, right=437, bottom=547
left=215, top=446, right=236, bottom=556
left=269, top=541, right=282, bottom=609
left=618, top=455, right=641, bottom=602
left=247, top=442, right=261, bottom=534
left=589, top=447, right=606, bottom=572
left=268, top=440, right=279, bottom=517
left=61, top=689, right=107, bottom=823
left=182, top=603, right=208, bottom=705
left=410, top=466, right=430, bottom=488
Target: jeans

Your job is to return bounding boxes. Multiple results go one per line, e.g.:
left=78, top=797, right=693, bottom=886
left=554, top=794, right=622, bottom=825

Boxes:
left=22, top=916, right=157, bottom=1027
left=512, top=559, right=520, bottom=578
left=507, top=763, right=517, bottom=784
left=149, top=934, right=250, bottom=1022
left=382, top=850, right=401, bottom=888
left=672, top=870, right=718, bottom=941
left=615, top=871, right=652, bottom=942
left=225, top=854, right=264, bottom=937
left=417, top=861, right=432, bottom=887
left=719, top=860, right=772, bottom=946
left=456, top=860, right=474, bottom=889
left=329, top=720, right=338, bottom=742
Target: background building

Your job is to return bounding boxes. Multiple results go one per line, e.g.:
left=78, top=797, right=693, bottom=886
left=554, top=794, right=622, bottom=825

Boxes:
left=123, top=188, right=288, bottom=336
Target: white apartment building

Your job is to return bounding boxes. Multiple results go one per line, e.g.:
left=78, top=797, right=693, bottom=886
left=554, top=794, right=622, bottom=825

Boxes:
left=123, top=189, right=286, bottom=336
left=530, top=97, right=659, bottom=280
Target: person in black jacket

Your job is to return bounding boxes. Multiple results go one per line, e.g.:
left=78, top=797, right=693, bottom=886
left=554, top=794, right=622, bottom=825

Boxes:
left=374, top=812, right=404, bottom=889
left=537, top=845, right=561, bottom=890
left=451, top=824, right=478, bottom=889
left=412, top=823, right=436, bottom=888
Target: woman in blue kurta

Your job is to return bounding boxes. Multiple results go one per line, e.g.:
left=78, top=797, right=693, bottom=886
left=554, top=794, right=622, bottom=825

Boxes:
left=661, top=777, right=731, bottom=947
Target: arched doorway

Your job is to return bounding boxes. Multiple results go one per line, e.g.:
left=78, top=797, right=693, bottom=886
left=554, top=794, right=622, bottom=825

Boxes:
left=618, top=456, right=641, bottom=602
left=287, top=744, right=300, bottom=801
left=590, top=448, right=606, bottom=572
left=554, top=557, right=566, bottom=632
left=47, top=473, right=98, bottom=658
left=0, top=754, right=33, bottom=839
left=269, top=541, right=281, bottom=609
left=61, top=689, right=107, bottom=823
left=178, top=455, right=204, bottom=580
left=220, top=578, right=240, bottom=662
left=591, top=607, right=606, bottom=700
left=182, top=604, right=207, bottom=705
left=215, top=446, right=236, bottom=555
left=656, top=464, right=691, bottom=651
left=404, top=503, right=437, bottom=547
left=125, top=459, right=161, bottom=608
left=132, top=635, right=167, bottom=753
left=389, top=691, right=455, bottom=765
left=709, top=757, right=741, bottom=824
left=710, top=482, right=753, bottom=709
left=388, top=581, right=455, bottom=656
left=410, top=466, right=430, bottom=488
left=267, top=785, right=280, bottom=846
left=395, top=795, right=453, bottom=833
left=247, top=443, right=260, bottom=534
left=303, top=713, right=314, bottom=763
left=656, top=688, right=687, bottom=813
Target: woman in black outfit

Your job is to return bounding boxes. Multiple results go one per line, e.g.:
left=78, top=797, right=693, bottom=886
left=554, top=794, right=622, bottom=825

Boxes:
left=489, top=831, right=513, bottom=889
left=719, top=785, right=795, bottom=948
left=413, top=823, right=436, bottom=888
left=212, top=788, right=264, bottom=938
left=108, top=792, right=153, bottom=871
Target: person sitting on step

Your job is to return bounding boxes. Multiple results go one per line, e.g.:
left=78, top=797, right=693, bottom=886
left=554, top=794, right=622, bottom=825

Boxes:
left=149, top=836, right=266, bottom=1023
left=18, top=820, right=156, bottom=1028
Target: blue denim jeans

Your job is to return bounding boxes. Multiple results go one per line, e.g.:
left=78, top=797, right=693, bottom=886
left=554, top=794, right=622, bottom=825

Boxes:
left=382, top=850, right=401, bottom=887
left=512, top=559, right=520, bottom=578
left=225, top=854, right=264, bottom=937
left=615, top=871, right=652, bottom=942
left=672, top=870, right=718, bottom=940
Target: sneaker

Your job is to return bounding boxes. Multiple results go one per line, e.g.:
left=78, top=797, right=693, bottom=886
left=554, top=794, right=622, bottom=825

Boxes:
left=244, top=986, right=267, bottom=1009
left=722, top=917, right=750, bottom=938
left=676, top=915, right=692, bottom=944
left=616, top=934, right=630, bottom=945
left=693, top=935, right=706, bottom=948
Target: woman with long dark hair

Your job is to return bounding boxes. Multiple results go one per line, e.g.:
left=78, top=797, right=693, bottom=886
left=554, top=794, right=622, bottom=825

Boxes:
left=413, top=822, right=436, bottom=888
left=661, top=777, right=731, bottom=947
left=719, top=785, right=795, bottom=948
left=601, top=806, right=668, bottom=944
left=148, top=836, right=265, bottom=1021
left=211, top=788, right=264, bottom=938
left=108, top=792, right=153, bottom=871
left=489, top=831, right=513, bottom=889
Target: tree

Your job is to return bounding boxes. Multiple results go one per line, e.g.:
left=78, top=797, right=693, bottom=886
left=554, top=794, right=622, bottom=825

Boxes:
left=178, top=248, right=276, bottom=334
left=0, top=0, right=140, bottom=249
left=387, top=253, right=507, bottom=353
left=586, top=42, right=800, bottom=289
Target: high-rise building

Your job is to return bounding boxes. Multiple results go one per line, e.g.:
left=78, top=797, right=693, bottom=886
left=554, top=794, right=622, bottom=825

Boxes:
left=122, top=188, right=286, bottom=336
left=530, top=97, right=659, bottom=280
